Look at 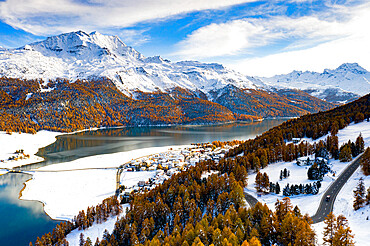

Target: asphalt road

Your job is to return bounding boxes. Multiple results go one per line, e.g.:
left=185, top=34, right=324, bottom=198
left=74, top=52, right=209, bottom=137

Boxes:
left=244, top=191, right=258, bottom=208
left=244, top=154, right=363, bottom=224
left=311, top=154, right=363, bottom=223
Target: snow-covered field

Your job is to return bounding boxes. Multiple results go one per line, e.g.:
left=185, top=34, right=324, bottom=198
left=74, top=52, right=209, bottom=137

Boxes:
left=20, top=145, right=189, bottom=220
left=3, top=121, right=370, bottom=245
left=0, top=130, right=59, bottom=169
left=245, top=120, right=370, bottom=244
left=66, top=204, right=129, bottom=245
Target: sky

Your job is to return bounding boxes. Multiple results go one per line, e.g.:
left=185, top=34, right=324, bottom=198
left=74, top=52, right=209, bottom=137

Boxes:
left=0, top=0, right=369, bottom=76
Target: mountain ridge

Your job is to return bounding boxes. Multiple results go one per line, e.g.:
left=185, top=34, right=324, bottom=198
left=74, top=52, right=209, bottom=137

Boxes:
left=258, top=62, right=370, bottom=102
left=0, top=31, right=369, bottom=104
left=0, top=31, right=257, bottom=96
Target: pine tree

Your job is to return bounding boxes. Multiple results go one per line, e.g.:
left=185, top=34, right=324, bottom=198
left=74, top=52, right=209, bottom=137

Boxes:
left=361, top=147, right=370, bottom=175
left=353, top=177, right=366, bottom=210
left=355, top=133, right=365, bottom=154
left=275, top=182, right=281, bottom=194
left=79, top=233, right=85, bottom=246
left=283, top=184, right=290, bottom=197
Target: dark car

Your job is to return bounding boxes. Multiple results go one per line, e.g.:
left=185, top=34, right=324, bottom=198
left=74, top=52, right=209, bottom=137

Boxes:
left=326, top=195, right=331, bottom=201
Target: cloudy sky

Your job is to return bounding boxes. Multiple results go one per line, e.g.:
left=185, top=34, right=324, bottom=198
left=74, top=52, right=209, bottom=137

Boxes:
left=0, top=0, right=369, bottom=76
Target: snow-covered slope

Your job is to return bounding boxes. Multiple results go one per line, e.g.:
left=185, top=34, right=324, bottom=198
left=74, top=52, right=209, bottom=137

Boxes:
left=258, top=63, right=370, bottom=103
left=0, top=31, right=256, bottom=95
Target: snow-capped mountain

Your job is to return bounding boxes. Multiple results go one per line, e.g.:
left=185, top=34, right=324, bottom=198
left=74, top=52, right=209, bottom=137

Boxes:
left=0, top=31, right=256, bottom=96
left=1, top=31, right=368, bottom=104
left=258, top=63, right=370, bottom=103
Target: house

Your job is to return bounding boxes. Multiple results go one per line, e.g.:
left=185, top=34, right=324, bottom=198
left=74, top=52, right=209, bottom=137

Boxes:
left=297, top=156, right=315, bottom=166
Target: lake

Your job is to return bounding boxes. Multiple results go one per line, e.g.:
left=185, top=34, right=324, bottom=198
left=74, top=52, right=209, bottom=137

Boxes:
left=0, top=119, right=287, bottom=245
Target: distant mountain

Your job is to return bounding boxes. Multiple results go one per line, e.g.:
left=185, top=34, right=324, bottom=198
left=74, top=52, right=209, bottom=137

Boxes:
left=0, top=31, right=256, bottom=96
left=257, top=63, right=370, bottom=103
left=0, top=31, right=336, bottom=132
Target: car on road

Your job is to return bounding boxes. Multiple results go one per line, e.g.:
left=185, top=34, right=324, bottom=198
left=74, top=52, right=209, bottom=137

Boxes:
left=326, top=195, right=331, bottom=201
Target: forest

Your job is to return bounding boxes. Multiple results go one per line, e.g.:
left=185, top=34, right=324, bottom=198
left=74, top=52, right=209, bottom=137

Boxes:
left=29, top=93, right=369, bottom=246
left=0, top=77, right=333, bottom=133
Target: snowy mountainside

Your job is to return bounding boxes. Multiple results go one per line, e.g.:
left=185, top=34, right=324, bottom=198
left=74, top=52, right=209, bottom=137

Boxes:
left=258, top=63, right=370, bottom=103
left=0, top=31, right=256, bottom=95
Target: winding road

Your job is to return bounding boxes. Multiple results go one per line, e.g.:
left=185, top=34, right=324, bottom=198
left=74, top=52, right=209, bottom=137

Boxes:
left=244, top=154, right=363, bottom=224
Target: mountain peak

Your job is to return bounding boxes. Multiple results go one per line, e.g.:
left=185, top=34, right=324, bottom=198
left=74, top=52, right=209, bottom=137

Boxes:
left=334, top=63, right=367, bottom=74
left=22, top=30, right=143, bottom=60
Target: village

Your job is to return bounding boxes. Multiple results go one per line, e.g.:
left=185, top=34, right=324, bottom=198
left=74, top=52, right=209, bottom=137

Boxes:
left=118, top=143, right=232, bottom=202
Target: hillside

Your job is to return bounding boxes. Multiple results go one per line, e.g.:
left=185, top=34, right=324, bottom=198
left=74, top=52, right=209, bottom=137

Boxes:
left=31, top=94, right=370, bottom=246
left=0, top=77, right=333, bottom=133
left=0, top=31, right=257, bottom=95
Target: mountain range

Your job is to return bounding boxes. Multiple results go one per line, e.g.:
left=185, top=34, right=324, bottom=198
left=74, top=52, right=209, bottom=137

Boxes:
left=257, top=63, right=370, bottom=103
left=0, top=31, right=369, bottom=132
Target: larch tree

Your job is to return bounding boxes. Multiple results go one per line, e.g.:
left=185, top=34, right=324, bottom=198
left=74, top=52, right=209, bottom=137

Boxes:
left=333, top=215, right=355, bottom=246
left=366, top=187, right=370, bottom=205
left=323, top=212, right=336, bottom=246
left=248, top=236, right=262, bottom=246
left=262, top=172, right=270, bottom=193
left=339, top=144, right=352, bottom=162
left=255, top=172, right=263, bottom=193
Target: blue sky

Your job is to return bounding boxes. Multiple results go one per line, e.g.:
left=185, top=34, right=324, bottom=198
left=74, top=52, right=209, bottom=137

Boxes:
left=0, top=0, right=369, bottom=76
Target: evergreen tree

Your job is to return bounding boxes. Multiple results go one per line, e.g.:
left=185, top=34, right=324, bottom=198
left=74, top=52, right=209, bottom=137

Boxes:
left=79, top=233, right=85, bottom=246
left=283, top=184, right=290, bottom=197
left=280, top=170, right=283, bottom=180
left=366, top=187, right=370, bottom=205
left=269, top=182, right=275, bottom=194
left=275, top=182, right=281, bottom=194
left=361, top=147, right=370, bottom=175
left=355, top=133, right=365, bottom=155
left=353, top=177, right=366, bottom=210
left=307, top=164, right=321, bottom=180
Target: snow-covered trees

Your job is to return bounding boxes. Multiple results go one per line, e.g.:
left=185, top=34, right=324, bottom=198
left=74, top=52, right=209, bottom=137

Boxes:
left=255, top=172, right=269, bottom=193
left=323, top=213, right=354, bottom=246
left=353, top=177, right=366, bottom=210
left=282, top=181, right=321, bottom=196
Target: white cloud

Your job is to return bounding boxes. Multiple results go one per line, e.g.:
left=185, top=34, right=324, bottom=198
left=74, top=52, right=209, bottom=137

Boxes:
left=175, top=14, right=349, bottom=59
left=174, top=1, right=370, bottom=76
left=228, top=2, right=370, bottom=76
left=0, top=0, right=257, bottom=36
